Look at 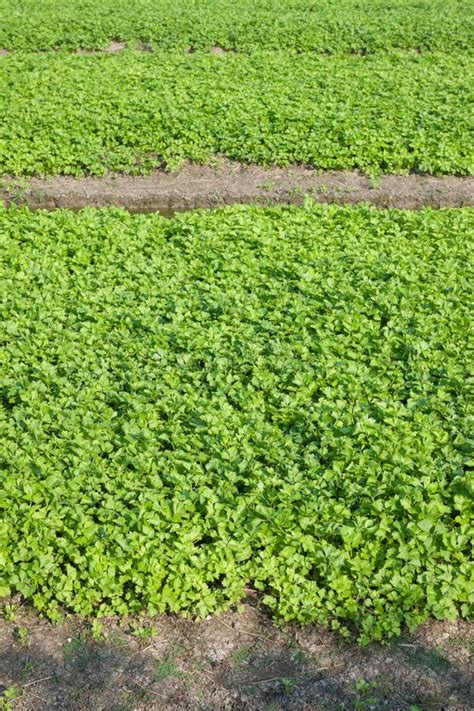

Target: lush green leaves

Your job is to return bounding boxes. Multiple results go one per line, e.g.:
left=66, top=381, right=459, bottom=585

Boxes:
left=0, top=203, right=472, bottom=641
left=0, top=51, right=472, bottom=176
left=0, top=0, right=472, bottom=53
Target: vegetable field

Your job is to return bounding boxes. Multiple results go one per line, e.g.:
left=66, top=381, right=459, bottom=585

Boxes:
left=1, top=51, right=473, bottom=176
left=1, top=204, right=472, bottom=643
left=0, top=8, right=472, bottom=702
left=0, top=0, right=473, bottom=52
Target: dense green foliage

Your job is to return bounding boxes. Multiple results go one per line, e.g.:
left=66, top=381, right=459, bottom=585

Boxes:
left=0, top=52, right=472, bottom=177
left=0, top=0, right=472, bottom=52
left=0, top=203, right=472, bottom=641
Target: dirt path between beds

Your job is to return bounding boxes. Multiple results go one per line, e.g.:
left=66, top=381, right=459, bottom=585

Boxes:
left=1, top=162, right=473, bottom=214
left=1, top=603, right=472, bottom=711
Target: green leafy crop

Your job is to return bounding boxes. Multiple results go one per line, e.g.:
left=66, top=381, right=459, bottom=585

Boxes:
left=0, top=51, right=472, bottom=176
left=0, top=0, right=472, bottom=53
left=0, top=203, right=472, bottom=642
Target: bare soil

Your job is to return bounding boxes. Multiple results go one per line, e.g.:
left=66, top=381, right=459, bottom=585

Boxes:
left=74, top=41, right=128, bottom=55
left=0, top=602, right=472, bottom=711
left=105, top=41, right=128, bottom=54
left=1, top=161, right=473, bottom=214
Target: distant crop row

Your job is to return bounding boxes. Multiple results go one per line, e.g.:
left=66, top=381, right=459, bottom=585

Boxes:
left=0, top=203, right=472, bottom=642
left=0, top=0, right=472, bottom=52
left=0, top=52, right=472, bottom=177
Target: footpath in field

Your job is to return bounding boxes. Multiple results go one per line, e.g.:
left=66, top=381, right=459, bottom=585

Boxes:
left=2, top=163, right=473, bottom=213
left=0, top=607, right=472, bottom=710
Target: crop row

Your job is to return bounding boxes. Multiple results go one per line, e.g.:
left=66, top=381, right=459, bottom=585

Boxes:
left=0, top=0, right=472, bottom=53
left=1, top=51, right=473, bottom=177
left=0, top=203, right=472, bottom=642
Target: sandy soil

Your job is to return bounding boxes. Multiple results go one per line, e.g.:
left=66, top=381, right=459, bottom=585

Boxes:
left=0, top=601, right=472, bottom=710
left=1, top=162, right=473, bottom=214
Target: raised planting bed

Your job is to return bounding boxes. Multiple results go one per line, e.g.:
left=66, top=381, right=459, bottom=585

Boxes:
left=0, top=203, right=472, bottom=643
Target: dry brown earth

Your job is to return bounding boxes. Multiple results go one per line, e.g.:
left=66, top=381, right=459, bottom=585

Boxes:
left=1, top=162, right=473, bottom=214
